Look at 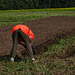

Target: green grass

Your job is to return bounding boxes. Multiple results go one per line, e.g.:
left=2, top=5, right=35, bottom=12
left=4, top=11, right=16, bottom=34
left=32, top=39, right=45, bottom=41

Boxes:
left=0, top=36, right=75, bottom=75
left=0, top=7, right=75, bottom=26
left=48, top=36, right=75, bottom=57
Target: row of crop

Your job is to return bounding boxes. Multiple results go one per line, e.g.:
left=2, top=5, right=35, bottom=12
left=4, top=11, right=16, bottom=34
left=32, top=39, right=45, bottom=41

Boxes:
left=0, top=7, right=75, bottom=12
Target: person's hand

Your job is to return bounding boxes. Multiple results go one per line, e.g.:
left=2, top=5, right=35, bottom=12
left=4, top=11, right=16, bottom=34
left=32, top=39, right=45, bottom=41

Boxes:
left=32, top=60, right=38, bottom=63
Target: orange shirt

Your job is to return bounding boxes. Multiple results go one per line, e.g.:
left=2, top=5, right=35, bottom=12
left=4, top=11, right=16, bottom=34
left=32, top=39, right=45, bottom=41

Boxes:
left=12, top=24, right=34, bottom=40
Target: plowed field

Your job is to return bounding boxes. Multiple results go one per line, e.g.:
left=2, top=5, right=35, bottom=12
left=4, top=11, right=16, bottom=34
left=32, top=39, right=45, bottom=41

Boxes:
left=0, top=16, right=75, bottom=59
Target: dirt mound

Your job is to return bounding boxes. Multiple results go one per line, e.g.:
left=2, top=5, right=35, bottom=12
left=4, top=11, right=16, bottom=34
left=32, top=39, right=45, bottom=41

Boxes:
left=0, top=16, right=75, bottom=59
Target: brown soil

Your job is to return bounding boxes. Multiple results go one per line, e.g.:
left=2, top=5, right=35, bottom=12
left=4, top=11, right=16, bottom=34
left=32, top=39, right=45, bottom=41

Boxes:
left=0, top=16, right=75, bottom=59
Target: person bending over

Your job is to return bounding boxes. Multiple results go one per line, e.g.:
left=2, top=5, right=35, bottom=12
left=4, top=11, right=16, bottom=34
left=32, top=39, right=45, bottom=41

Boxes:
left=10, top=24, right=35, bottom=62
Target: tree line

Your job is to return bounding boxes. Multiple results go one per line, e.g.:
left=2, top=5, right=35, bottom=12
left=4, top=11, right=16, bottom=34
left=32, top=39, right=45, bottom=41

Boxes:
left=0, top=0, right=75, bottom=10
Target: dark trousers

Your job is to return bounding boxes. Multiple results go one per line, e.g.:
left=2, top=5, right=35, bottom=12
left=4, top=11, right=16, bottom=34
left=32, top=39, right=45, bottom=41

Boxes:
left=11, top=29, right=34, bottom=59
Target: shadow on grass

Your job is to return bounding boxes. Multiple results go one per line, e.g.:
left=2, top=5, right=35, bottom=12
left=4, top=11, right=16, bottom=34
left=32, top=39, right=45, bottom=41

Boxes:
left=0, top=54, right=21, bottom=62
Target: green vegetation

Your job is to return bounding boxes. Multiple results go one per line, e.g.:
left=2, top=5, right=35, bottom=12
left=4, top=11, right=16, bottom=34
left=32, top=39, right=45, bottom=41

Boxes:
left=0, top=0, right=75, bottom=10
left=0, top=8, right=75, bottom=26
left=0, top=36, right=75, bottom=75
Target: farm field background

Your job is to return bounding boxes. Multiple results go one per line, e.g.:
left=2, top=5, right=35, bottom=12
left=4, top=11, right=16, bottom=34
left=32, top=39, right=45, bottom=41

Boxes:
left=0, top=8, right=75, bottom=75
left=0, top=7, right=75, bottom=27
